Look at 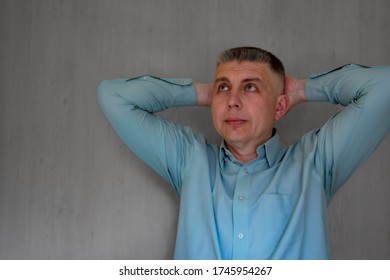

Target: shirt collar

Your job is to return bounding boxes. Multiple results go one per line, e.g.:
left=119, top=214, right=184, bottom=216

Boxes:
left=219, top=129, right=286, bottom=168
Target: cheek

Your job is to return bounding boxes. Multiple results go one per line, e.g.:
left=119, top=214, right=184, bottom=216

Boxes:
left=248, top=100, right=277, bottom=122
left=210, top=104, right=221, bottom=128
left=211, top=98, right=224, bottom=117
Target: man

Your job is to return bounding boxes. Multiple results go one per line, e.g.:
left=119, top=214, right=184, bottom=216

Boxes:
left=97, top=47, right=390, bottom=259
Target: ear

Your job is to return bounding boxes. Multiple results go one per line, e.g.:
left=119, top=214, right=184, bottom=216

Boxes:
left=275, top=94, right=289, bottom=121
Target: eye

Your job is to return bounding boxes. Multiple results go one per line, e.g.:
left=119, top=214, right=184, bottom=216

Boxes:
left=245, top=83, right=258, bottom=92
left=217, top=83, right=230, bottom=92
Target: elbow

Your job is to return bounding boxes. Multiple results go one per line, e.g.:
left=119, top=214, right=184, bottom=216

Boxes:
left=96, top=78, right=138, bottom=121
left=96, top=80, right=110, bottom=108
left=96, top=79, right=118, bottom=115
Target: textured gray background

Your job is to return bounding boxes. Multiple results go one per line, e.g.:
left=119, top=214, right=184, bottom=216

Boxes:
left=0, top=0, right=389, bottom=259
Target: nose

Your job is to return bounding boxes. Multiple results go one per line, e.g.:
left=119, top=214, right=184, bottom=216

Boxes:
left=227, top=91, right=242, bottom=109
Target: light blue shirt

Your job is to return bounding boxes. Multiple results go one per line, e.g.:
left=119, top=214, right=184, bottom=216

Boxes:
left=97, top=64, right=390, bottom=259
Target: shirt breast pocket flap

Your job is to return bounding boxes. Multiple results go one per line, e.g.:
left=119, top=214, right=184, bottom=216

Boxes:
left=257, top=193, right=303, bottom=246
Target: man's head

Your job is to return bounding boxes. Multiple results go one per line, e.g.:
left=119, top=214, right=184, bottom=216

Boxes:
left=216, top=47, right=285, bottom=92
left=211, top=47, right=289, bottom=160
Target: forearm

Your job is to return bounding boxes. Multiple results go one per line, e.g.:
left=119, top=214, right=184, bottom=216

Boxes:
left=305, top=64, right=390, bottom=105
left=97, top=76, right=198, bottom=116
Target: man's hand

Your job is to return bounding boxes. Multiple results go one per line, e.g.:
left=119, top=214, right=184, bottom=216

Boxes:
left=283, top=76, right=307, bottom=113
left=195, top=83, right=213, bottom=107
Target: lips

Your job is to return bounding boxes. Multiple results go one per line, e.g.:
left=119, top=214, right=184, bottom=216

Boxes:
left=225, top=118, right=247, bottom=126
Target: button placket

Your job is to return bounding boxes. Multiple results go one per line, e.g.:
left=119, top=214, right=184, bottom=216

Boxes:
left=231, top=166, right=251, bottom=259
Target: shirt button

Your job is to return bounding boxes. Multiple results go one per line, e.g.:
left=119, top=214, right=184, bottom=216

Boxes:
left=239, top=195, right=245, bottom=200
left=238, top=233, right=244, bottom=239
left=244, top=168, right=248, bottom=173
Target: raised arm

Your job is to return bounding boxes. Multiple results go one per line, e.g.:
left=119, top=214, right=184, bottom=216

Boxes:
left=97, top=76, right=199, bottom=192
left=304, top=64, right=390, bottom=198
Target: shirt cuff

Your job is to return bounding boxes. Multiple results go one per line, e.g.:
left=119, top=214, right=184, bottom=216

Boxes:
left=160, top=77, right=198, bottom=107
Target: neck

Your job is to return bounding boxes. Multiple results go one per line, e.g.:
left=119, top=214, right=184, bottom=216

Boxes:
left=225, top=130, right=274, bottom=164
left=226, top=143, right=259, bottom=164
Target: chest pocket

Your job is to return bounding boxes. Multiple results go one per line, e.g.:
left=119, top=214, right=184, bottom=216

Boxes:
left=250, top=193, right=304, bottom=258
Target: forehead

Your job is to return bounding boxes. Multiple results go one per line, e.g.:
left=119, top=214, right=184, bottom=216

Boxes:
left=215, top=61, right=273, bottom=82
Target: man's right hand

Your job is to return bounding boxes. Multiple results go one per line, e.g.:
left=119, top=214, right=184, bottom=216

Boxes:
left=195, top=83, right=213, bottom=107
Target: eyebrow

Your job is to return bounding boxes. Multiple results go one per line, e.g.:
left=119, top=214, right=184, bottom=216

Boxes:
left=242, top=78, right=263, bottom=84
left=214, top=77, right=264, bottom=85
left=214, top=77, right=230, bottom=84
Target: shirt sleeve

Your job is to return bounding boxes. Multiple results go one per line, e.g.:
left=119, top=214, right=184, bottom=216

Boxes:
left=305, top=64, right=390, bottom=199
left=97, top=76, right=199, bottom=193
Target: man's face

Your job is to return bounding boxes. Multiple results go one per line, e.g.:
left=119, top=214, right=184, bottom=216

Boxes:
left=211, top=61, right=285, bottom=151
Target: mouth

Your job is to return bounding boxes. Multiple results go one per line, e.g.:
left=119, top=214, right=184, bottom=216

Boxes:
left=225, top=118, right=247, bottom=126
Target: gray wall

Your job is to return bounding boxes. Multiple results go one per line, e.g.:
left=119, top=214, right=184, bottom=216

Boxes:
left=0, top=0, right=389, bottom=259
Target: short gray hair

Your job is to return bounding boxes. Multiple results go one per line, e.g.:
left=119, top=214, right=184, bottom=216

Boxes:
left=217, top=46, right=285, bottom=80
